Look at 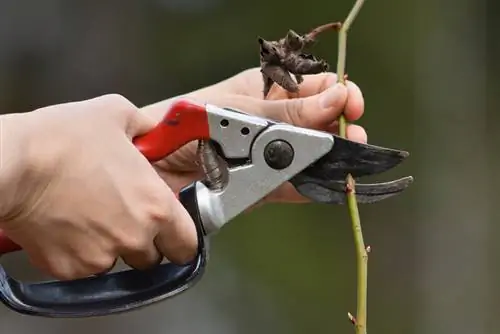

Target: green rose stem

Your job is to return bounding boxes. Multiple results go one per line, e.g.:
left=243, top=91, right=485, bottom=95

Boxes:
left=335, top=1, right=369, bottom=333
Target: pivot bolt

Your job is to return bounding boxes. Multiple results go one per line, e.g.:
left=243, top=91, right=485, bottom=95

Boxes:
left=264, top=140, right=294, bottom=170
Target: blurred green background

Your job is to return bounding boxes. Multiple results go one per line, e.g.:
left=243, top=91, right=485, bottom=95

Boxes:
left=0, top=0, right=496, bottom=333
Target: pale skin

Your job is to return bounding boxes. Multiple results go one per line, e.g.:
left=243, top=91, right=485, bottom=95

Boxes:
left=0, top=68, right=366, bottom=280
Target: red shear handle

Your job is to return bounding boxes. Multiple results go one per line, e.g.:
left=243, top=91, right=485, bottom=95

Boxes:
left=134, top=99, right=210, bottom=162
left=0, top=99, right=211, bottom=255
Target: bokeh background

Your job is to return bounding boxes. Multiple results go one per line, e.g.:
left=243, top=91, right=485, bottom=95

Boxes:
left=0, top=0, right=497, bottom=333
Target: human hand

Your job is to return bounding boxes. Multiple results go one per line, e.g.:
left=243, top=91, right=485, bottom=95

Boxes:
left=0, top=95, right=197, bottom=280
left=142, top=68, right=366, bottom=204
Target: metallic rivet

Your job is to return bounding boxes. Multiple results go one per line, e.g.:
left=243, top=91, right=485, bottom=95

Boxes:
left=264, top=140, right=294, bottom=170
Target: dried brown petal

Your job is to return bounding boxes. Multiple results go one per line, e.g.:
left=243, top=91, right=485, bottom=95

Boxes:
left=259, top=22, right=339, bottom=97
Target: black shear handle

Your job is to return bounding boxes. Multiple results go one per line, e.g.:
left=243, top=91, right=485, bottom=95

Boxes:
left=0, top=183, right=208, bottom=318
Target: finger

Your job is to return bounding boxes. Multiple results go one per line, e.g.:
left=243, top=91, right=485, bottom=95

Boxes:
left=266, top=72, right=337, bottom=99
left=259, top=83, right=349, bottom=129
left=238, top=69, right=363, bottom=118
left=347, top=124, right=368, bottom=143
left=121, top=243, right=163, bottom=271
left=24, top=247, right=69, bottom=280
left=154, top=189, right=198, bottom=265
left=344, top=81, right=365, bottom=122
left=84, top=94, right=156, bottom=137
left=27, top=249, right=112, bottom=281
left=234, top=68, right=335, bottom=98
left=266, top=77, right=364, bottom=123
left=93, top=258, right=118, bottom=276
left=125, top=110, right=158, bottom=138
left=326, top=123, right=368, bottom=143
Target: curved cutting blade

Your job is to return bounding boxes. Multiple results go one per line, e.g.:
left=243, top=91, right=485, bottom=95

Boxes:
left=290, top=175, right=414, bottom=204
left=299, top=135, right=410, bottom=181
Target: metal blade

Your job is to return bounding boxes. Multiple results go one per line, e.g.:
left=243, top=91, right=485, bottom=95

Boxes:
left=299, top=135, right=410, bottom=181
left=290, top=175, right=414, bottom=204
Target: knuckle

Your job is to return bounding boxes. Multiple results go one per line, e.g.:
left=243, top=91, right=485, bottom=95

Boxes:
left=27, top=252, right=74, bottom=280
left=147, top=200, right=171, bottom=225
left=83, top=254, right=116, bottom=274
left=179, top=242, right=198, bottom=263
left=120, top=191, right=172, bottom=253
left=96, top=94, right=141, bottom=132
left=283, top=98, right=306, bottom=126
left=161, top=228, right=198, bottom=265
left=46, top=262, right=83, bottom=281
left=44, top=254, right=116, bottom=280
left=170, top=253, right=194, bottom=266
left=169, top=242, right=198, bottom=265
left=143, top=187, right=173, bottom=224
left=133, top=203, right=165, bottom=231
left=100, top=93, right=132, bottom=107
left=99, top=94, right=137, bottom=116
left=319, top=72, right=336, bottom=89
left=154, top=215, right=198, bottom=265
left=120, top=233, right=151, bottom=253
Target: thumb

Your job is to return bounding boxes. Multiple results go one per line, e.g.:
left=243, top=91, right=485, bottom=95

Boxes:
left=260, top=83, right=348, bottom=129
left=125, top=109, right=159, bottom=138
left=83, top=94, right=157, bottom=138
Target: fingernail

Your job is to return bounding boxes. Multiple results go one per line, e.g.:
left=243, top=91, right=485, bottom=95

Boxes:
left=319, top=83, right=343, bottom=109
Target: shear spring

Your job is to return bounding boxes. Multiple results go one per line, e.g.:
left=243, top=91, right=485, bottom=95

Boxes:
left=197, top=140, right=227, bottom=191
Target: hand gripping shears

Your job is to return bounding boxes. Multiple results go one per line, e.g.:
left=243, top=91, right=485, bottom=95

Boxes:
left=0, top=99, right=413, bottom=317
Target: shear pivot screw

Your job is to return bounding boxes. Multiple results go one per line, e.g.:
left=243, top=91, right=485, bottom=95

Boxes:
left=264, top=140, right=294, bottom=170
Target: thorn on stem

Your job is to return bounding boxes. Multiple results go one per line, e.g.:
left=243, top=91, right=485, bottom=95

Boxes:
left=366, top=245, right=371, bottom=253
left=345, top=183, right=354, bottom=194
left=348, top=312, right=357, bottom=325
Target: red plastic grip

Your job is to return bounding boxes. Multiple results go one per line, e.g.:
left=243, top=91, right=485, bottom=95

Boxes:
left=133, top=99, right=210, bottom=162
left=0, top=99, right=210, bottom=256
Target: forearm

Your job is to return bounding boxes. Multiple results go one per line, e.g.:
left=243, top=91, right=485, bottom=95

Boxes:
left=0, top=113, right=32, bottom=223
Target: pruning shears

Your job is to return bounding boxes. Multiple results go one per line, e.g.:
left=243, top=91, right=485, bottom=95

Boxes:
left=0, top=99, right=413, bottom=318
